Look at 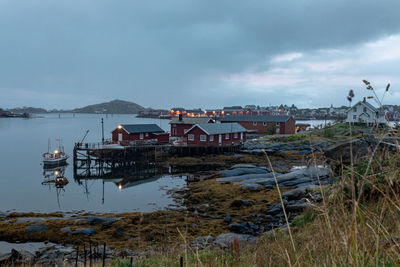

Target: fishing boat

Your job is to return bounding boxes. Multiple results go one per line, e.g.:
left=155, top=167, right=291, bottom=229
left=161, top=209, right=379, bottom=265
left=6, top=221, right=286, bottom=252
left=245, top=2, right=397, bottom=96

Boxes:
left=42, top=138, right=69, bottom=166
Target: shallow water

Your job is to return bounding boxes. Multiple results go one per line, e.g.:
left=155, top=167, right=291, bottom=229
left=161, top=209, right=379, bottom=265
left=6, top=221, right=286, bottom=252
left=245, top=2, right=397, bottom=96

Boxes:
left=0, top=114, right=186, bottom=213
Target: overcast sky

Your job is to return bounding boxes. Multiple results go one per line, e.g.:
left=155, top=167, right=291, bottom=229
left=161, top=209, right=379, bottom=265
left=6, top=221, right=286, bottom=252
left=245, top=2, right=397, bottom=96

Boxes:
left=1, top=0, right=400, bottom=110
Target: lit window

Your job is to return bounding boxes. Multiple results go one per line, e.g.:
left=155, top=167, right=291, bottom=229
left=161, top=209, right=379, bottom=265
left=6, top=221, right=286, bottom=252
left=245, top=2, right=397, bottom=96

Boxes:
left=200, top=135, right=206, bottom=142
left=188, top=134, right=194, bottom=141
left=210, top=135, right=214, bottom=142
left=253, top=122, right=257, bottom=126
left=225, top=133, right=229, bottom=139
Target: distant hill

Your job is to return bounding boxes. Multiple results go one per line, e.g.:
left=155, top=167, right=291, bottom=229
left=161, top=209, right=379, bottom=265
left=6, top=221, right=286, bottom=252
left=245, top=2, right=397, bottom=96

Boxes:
left=8, top=107, right=48, bottom=113
left=72, top=99, right=145, bottom=114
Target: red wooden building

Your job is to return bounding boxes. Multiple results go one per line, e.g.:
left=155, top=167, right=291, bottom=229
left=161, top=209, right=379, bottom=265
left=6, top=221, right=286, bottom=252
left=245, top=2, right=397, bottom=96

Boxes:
left=220, top=115, right=296, bottom=135
left=185, top=123, right=247, bottom=146
left=112, top=124, right=169, bottom=144
left=170, top=116, right=214, bottom=137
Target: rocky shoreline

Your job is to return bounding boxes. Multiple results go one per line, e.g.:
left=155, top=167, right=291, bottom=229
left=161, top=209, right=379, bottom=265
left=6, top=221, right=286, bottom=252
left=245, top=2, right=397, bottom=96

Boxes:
left=0, top=158, right=332, bottom=265
left=6, top=135, right=389, bottom=265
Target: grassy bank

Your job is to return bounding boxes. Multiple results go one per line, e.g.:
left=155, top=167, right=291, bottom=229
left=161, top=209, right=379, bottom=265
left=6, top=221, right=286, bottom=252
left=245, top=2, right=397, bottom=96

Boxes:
left=111, top=143, right=400, bottom=266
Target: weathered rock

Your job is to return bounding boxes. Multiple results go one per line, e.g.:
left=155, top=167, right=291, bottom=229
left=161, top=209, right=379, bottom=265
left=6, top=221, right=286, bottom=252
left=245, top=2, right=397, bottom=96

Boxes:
left=25, top=224, right=48, bottom=235
left=60, top=226, right=71, bottom=233
left=282, top=187, right=309, bottom=201
left=224, top=215, right=232, bottom=223
left=115, top=227, right=125, bottom=236
left=239, top=183, right=263, bottom=190
left=71, top=227, right=96, bottom=236
left=213, top=233, right=258, bottom=248
left=324, top=137, right=377, bottom=165
left=286, top=202, right=312, bottom=212
left=228, top=222, right=253, bottom=235
left=220, top=167, right=268, bottom=177
left=83, top=216, right=117, bottom=226
left=230, top=199, right=251, bottom=208
left=191, top=235, right=214, bottom=249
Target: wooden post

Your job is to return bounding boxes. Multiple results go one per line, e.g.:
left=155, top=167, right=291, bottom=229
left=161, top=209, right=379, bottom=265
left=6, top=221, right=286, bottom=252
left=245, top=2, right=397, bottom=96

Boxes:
left=75, top=246, right=79, bottom=267
left=83, top=243, right=86, bottom=267
left=102, top=242, right=106, bottom=267
left=180, top=256, right=183, bottom=267
left=130, top=257, right=133, bottom=267
left=89, top=242, right=92, bottom=267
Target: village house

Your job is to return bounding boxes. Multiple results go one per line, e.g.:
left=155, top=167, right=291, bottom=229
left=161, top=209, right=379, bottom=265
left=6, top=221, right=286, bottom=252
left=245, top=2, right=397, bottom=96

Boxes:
left=220, top=115, right=296, bottom=135
left=185, top=123, right=247, bottom=146
left=170, top=116, right=214, bottom=137
left=346, top=99, right=387, bottom=125
left=112, top=124, right=169, bottom=144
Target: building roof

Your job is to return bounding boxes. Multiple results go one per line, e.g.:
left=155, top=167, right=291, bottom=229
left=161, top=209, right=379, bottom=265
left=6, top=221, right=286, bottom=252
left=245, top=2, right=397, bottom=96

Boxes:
left=220, top=115, right=291, bottom=123
left=350, top=101, right=385, bottom=115
left=187, top=123, right=247, bottom=135
left=169, top=117, right=214, bottom=124
left=118, top=124, right=165, bottom=134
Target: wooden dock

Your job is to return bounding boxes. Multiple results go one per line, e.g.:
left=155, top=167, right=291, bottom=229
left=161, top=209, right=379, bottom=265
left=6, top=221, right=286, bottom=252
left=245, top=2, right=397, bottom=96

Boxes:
left=73, top=142, right=242, bottom=180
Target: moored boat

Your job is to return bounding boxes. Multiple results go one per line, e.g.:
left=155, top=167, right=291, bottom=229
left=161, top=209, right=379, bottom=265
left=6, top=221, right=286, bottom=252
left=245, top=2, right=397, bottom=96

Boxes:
left=42, top=139, right=69, bottom=166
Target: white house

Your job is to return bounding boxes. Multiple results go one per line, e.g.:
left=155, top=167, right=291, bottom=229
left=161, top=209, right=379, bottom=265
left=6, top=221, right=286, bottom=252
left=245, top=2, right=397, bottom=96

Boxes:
left=346, top=99, right=387, bottom=125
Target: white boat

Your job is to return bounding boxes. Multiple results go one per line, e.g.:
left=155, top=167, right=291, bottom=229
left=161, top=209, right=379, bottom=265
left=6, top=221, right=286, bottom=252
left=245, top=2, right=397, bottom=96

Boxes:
left=42, top=139, right=69, bottom=166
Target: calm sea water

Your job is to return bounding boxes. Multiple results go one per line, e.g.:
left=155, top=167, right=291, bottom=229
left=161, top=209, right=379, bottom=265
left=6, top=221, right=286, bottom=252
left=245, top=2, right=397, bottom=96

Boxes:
left=0, top=114, right=186, bottom=213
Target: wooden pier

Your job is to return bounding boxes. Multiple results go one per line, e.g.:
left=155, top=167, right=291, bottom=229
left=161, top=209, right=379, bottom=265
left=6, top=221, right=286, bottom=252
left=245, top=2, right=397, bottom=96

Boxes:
left=73, top=142, right=243, bottom=180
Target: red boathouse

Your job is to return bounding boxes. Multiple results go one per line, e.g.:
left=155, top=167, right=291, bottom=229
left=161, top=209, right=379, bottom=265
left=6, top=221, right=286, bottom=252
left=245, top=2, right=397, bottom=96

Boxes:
left=185, top=123, right=247, bottom=146
left=170, top=116, right=214, bottom=137
left=112, top=124, right=169, bottom=144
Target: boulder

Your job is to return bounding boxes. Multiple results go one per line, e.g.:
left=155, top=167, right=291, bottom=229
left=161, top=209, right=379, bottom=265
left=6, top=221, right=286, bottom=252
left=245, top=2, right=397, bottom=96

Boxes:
left=191, top=235, right=214, bottom=249
left=324, top=137, right=377, bottom=165
left=224, top=216, right=232, bottom=223
left=25, top=224, right=48, bottom=235
left=71, top=227, right=96, bottom=236
left=282, top=187, right=310, bottom=201
left=219, top=167, right=268, bottom=177
left=213, top=233, right=258, bottom=248
left=228, top=222, right=253, bottom=235
left=230, top=199, right=251, bottom=208
left=83, top=216, right=117, bottom=226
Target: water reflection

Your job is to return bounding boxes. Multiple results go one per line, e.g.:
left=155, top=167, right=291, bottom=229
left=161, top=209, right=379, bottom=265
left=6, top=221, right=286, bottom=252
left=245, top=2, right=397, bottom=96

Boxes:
left=41, top=164, right=69, bottom=209
left=74, top=164, right=172, bottom=204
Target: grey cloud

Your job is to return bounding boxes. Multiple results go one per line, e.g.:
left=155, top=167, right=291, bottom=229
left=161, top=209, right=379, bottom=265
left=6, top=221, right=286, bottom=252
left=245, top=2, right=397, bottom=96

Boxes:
left=1, top=0, right=400, bottom=108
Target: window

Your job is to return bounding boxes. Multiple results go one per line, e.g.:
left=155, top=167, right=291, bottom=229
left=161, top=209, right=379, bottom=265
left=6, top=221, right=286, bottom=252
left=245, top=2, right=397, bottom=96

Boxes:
left=276, top=122, right=280, bottom=127
left=225, top=133, right=229, bottom=139
left=234, top=133, right=238, bottom=138
left=188, top=134, right=194, bottom=141
left=200, top=135, right=206, bottom=142
left=145, top=133, right=149, bottom=137
left=353, top=107, right=357, bottom=112
left=353, top=115, right=357, bottom=120
left=253, top=122, right=257, bottom=126
left=263, top=122, right=267, bottom=126
left=363, top=107, right=367, bottom=113
left=140, top=133, right=144, bottom=139
left=210, top=135, right=214, bottom=142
